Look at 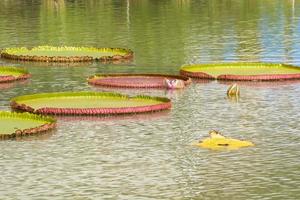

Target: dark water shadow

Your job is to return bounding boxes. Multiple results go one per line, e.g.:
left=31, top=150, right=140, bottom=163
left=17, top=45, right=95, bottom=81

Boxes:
left=191, top=78, right=214, bottom=85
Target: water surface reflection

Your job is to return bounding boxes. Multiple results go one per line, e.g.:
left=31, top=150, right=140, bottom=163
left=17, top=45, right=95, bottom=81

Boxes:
left=0, top=0, right=300, bottom=199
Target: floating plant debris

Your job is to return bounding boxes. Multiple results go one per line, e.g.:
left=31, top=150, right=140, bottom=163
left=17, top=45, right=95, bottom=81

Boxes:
left=193, top=130, right=254, bottom=150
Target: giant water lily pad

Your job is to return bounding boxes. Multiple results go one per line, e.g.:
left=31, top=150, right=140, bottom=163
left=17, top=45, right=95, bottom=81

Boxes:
left=88, top=73, right=191, bottom=89
left=0, top=66, right=31, bottom=83
left=0, top=111, right=56, bottom=140
left=180, top=63, right=300, bottom=81
left=11, top=92, right=171, bottom=115
left=1, top=46, right=133, bottom=63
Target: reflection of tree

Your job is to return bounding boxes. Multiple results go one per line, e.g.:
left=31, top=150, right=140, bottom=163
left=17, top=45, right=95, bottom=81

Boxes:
left=258, top=0, right=299, bottom=63
left=282, top=1, right=294, bottom=63
left=0, top=0, right=299, bottom=66
left=127, top=0, right=188, bottom=67
left=231, top=0, right=262, bottom=61
left=39, top=0, right=66, bottom=44
left=0, top=1, right=40, bottom=46
left=184, top=0, right=263, bottom=62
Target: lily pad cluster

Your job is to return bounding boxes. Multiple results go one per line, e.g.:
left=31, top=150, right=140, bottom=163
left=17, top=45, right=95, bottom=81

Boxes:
left=1, top=45, right=300, bottom=145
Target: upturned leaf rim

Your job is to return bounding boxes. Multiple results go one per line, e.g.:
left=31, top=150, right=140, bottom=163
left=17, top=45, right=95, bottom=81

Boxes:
left=1, top=46, right=134, bottom=63
left=0, top=66, right=31, bottom=83
left=0, top=111, right=56, bottom=140
left=180, top=62, right=300, bottom=81
left=88, top=73, right=192, bottom=88
left=10, top=91, right=172, bottom=115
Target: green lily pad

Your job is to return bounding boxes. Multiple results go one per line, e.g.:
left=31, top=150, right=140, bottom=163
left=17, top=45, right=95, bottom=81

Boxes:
left=10, top=92, right=171, bottom=115
left=0, top=66, right=31, bottom=83
left=88, top=73, right=191, bottom=89
left=180, top=63, right=300, bottom=81
left=0, top=111, right=56, bottom=139
left=1, top=46, right=133, bottom=63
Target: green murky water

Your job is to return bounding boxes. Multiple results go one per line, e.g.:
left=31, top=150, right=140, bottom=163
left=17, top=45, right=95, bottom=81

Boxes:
left=0, top=0, right=300, bottom=199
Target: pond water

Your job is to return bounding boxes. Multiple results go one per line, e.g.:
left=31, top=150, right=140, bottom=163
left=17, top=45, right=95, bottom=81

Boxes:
left=1, top=0, right=300, bottom=199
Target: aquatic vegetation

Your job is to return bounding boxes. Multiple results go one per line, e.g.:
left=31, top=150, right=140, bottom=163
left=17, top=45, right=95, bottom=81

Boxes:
left=0, top=66, right=31, bottom=83
left=10, top=91, right=171, bottom=115
left=164, top=78, right=185, bottom=89
left=88, top=73, right=191, bottom=89
left=193, top=130, right=254, bottom=150
left=227, top=84, right=240, bottom=97
left=1, top=46, right=134, bottom=63
left=180, top=63, right=300, bottom=81
left=0, top=111, right=56, bottom=140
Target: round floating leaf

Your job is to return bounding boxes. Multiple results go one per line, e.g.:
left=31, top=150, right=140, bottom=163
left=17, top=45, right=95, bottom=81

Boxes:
left=0, top=66, right=31, bottom=83
left=88, top=73, right=191, bottom=89
left=0, top=111, right=56, bottom=140
left=11, top=91, right=171, bottom=115
left=180, top=63, right=300, bottom=81
left=1, top=46, right=134, bottom=63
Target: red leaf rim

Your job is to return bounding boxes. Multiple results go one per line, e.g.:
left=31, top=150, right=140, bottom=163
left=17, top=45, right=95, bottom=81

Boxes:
left=217, top=74, right=300, bottom=81
left=0, top=112, right=56, bottom=140
left=180, top=63, right=300, bottom=81
left=0, top=73, right=31, bottom=83
left=10, top=92, right=172, bottom=116
left=88, top=73, right=191, bottom=88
